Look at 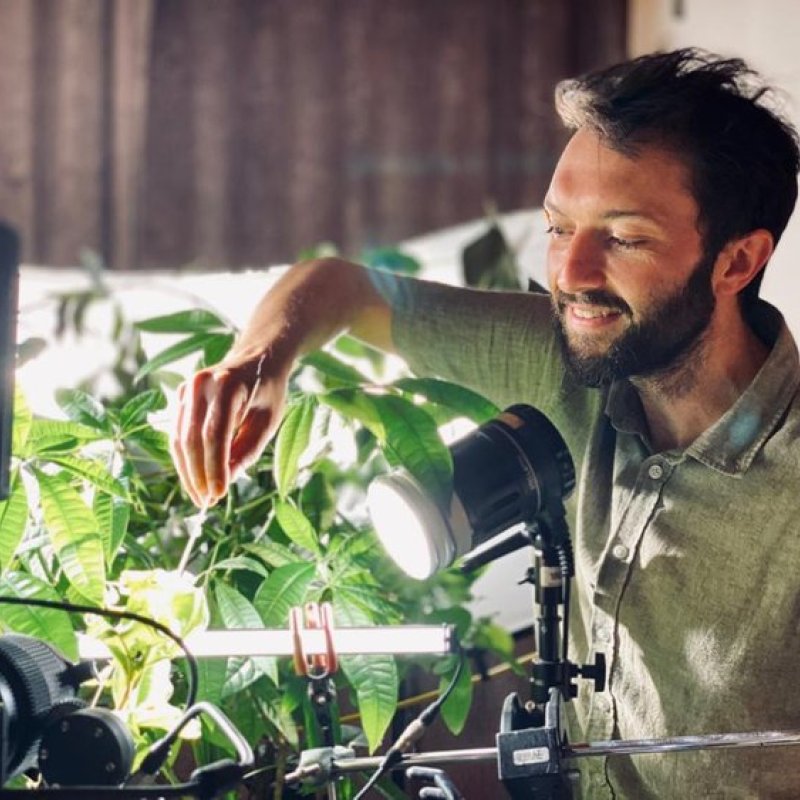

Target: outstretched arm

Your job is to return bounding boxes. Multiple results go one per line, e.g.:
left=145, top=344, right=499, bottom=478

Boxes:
left=170, top=258, right=395, bottom=508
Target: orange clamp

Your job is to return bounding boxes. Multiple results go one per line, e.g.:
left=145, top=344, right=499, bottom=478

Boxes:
left=290, top=601, right=338, bottom=678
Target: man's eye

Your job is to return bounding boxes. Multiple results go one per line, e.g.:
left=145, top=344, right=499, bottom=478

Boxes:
left=609, top=236, right=643, bottom=250
left=545, top=225, right=569, bottom=237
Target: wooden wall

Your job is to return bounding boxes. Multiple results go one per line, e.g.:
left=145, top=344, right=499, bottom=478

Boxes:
left=0, top=0, right=626, bottom=270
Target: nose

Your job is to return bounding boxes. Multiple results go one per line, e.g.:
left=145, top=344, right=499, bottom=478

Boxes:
left=549, top=231, right=606, bottom=295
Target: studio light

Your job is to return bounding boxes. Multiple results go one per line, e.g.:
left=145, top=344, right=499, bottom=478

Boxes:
left=367, top=404, right=576, bottom=579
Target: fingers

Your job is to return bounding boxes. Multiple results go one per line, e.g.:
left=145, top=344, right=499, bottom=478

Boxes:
left=202, top=375, right=250, bottom=504
left=171, top=368, right=251, bottom=507
left=171, top=376, right=208, bottom=507
left=229, top=405, right=281, bottom=481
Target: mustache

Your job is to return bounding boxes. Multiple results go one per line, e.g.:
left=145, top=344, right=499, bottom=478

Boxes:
left=554, top=290, right=631, bottom=315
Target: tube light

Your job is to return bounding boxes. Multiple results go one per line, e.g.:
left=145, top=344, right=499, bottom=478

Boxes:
left=78, top=624, right=456, bottom=660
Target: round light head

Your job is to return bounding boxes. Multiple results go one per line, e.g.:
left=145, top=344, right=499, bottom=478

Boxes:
left=367, top=405, right=575, bottom=580
left=367, top=472, right=456, bottom=580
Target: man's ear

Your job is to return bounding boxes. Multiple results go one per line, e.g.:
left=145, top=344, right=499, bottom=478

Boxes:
left=713, top=229, right=774, bottom=297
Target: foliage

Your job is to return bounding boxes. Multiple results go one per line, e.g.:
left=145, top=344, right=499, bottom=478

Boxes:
left=0, top=251, right=518, bottom=796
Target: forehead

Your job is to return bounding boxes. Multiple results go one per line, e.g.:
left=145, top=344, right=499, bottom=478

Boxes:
left=545, top=127, right=698, bottom=226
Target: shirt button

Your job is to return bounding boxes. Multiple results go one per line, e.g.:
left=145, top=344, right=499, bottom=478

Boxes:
left=595, top=694, right=610, bottom=713
left=612, top=543, right=629, bottom=560
left=647, top=463, right=664, bottom=480
left=596, top=627, right=611, bottom=643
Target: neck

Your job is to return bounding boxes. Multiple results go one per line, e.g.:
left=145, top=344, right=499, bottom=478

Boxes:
left=632, top=311, right=769, bottom=452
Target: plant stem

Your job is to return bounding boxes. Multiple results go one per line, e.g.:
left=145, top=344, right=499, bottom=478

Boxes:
left=177, top=508, right=207, bottom=574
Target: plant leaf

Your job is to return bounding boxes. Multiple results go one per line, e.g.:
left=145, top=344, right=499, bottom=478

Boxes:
left=134, top=332, right=220, bottom=383
left=134, top=309, right=228, bottom=333
left=47, top=455, right=130, bottom=499
left=93, top=487, right=131, bottom=564
left=300, top=351, right=370, bottom=388
left=23, top=419, right=104, bottom=456
left=334, top=596, right=398, bottom=754
left=55, top=388, right=111, bottom=432
left=119, top=389, right=167, bottom=431
left=274, top=500, right=320, bottom=556
left=0, top=571, right=78, bottom=660
left=392, top=377, right=500, bottom=423
left=215, top=582, right=278, bottom=694
left=243, top=541, right=298, bottom=570
left=200, top=333, right=235, bottom=367
left=11, top=385, right=32, bottom=455
left=125, top=427, right=173, bottom=465
left=0, top=472, right=27, bottom=573
left=331, top=581, right=401, bottom=625
left=193, top=657, right=228, bottom=706
left=208, top=556, right=268, bottom=578
left=372, top=394, right=453, bottom=508
left=34, top=470, right=105, bottom=604
left=274, top=396, right=318, bottom=497
left=318, top=389, right=384, bottom=440
left=439, top=657, right=473, bottom=735
left=253, top=563, right=316, bottom=627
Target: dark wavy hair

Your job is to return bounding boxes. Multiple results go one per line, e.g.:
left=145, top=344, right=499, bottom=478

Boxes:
left=555, top=48, right=800, bottom=310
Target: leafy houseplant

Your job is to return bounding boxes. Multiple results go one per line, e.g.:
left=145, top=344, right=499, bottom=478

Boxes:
left=0, top=256, right=517, bottom=797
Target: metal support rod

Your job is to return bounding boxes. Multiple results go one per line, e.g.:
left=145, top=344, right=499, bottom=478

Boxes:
left=564, top=729, right=800, bottom=759
left=313, top=729, right=800, bottom=779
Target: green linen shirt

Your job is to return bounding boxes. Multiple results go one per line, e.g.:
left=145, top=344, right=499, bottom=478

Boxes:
left=389, top=276, right=800, bottom=799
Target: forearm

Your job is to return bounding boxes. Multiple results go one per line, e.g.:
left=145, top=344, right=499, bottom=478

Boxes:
left=226, top=257, right=396, bottom=367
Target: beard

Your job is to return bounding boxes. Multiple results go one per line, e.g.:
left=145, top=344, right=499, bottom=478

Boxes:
left=552, top=253, right=717, bottom=388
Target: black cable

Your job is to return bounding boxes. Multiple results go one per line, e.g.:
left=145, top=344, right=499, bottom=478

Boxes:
left=555, top=539, right=575, bottom=671
left=134, top=701, right=254, bottom=779
left=352, top=652, right=465, bottom=800
left=0, top=596, right=199, bottom=712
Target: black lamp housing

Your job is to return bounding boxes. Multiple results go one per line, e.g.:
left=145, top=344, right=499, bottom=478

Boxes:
left=368, top=404, right=575, bottom=579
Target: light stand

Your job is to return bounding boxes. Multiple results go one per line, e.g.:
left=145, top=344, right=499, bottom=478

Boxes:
left=490, top=512, right=603, bottom=800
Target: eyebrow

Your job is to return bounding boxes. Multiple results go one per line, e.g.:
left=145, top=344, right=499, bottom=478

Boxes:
left=543, top=199, right=662, bottom=224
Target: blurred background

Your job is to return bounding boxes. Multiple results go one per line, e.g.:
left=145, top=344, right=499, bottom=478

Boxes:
left=0, top=0, right=625, bottom=271
left=2, top=1, right=799, bottom=320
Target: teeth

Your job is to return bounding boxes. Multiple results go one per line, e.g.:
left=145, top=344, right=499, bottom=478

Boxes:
left=572, top=306, right=618, bottom=319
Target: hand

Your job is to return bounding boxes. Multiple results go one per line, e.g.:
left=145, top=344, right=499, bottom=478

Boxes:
left=171, top=352, right=289, bottom=508
left=170, top=258, right=395, bottom=507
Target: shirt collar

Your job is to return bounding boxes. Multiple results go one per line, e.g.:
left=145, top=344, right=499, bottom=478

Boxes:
left=604, top=303, right=800, bottom=476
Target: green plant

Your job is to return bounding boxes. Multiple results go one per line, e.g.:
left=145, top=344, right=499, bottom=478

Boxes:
left=0, top=255, right=517, bottom=797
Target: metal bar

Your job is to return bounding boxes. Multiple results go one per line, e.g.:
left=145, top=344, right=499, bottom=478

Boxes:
left=565, top=729, right=800, bottom=759
left=329, top=748, right=498, bottom=776
left=325, top=729, right=800, bottom=777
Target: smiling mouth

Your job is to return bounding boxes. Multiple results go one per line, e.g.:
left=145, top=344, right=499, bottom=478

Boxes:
left=570, top=306, right=621, bottom=320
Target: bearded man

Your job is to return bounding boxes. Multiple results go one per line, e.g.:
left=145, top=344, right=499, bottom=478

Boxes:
left=172, top=49, right=800, bottom=799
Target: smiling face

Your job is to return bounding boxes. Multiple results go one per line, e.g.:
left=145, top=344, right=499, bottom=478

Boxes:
left=545, top=127, right=718, bottom=386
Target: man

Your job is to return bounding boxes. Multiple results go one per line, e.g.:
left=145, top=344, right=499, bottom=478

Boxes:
left=172, top=49, right=800, bottom=798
